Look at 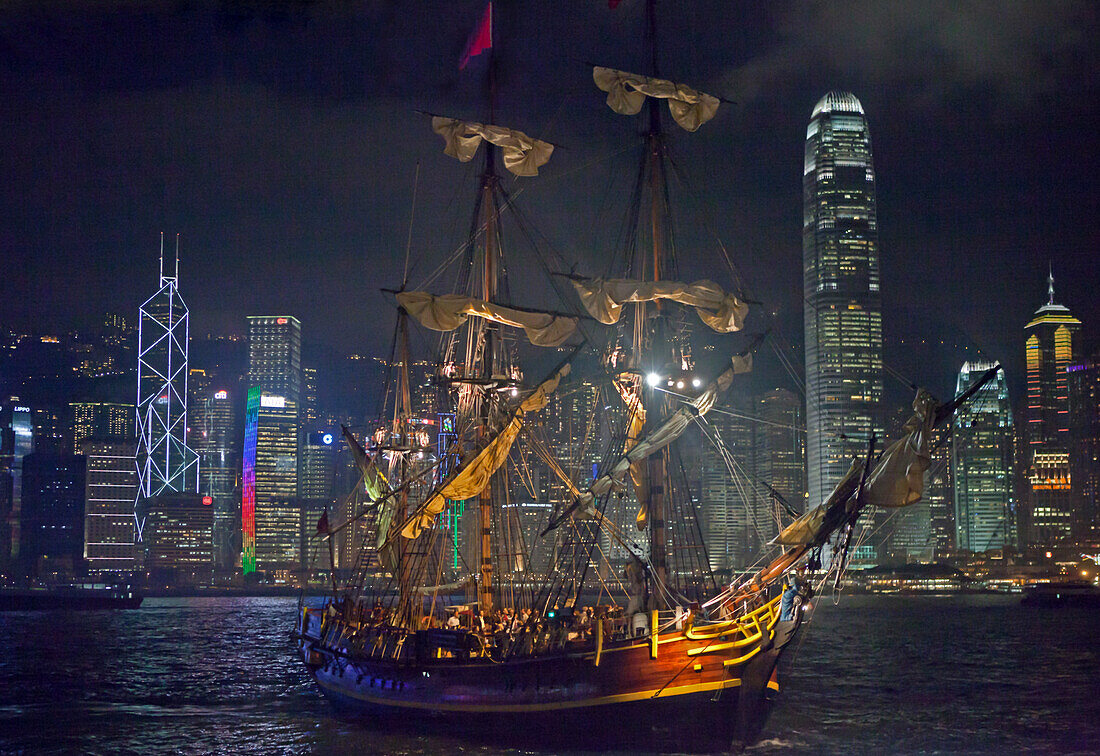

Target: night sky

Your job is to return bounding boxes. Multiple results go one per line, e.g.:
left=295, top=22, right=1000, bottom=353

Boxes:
left=2, top=1, right=1097, bottom=407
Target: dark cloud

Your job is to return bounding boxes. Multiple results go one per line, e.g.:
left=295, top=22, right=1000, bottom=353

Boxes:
left=0, top=0, right=1096, bottom=409
left=722, top=1, right=1098, bottom=109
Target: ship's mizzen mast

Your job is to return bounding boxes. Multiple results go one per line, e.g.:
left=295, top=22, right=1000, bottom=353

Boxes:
left=476, top=134, right=499, bottom=613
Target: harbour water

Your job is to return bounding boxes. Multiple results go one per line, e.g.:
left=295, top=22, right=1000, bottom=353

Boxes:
left=1, top=594, right=1096, bottom=754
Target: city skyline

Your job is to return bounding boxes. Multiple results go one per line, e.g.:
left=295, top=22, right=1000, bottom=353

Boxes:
left=1, top=1, right=1096, bottom=409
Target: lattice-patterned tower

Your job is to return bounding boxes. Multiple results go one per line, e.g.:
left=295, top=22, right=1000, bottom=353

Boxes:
left=135, top=234, right=199, bottom=539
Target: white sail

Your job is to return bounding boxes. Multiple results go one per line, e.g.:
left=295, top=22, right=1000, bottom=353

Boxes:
left=397, top=291, right=577, bottom=347
left=593, top=66, right=720, bottom=132
left=572, top=277, right=748, bottom=334
left=431, top=116, right=554, bottom=177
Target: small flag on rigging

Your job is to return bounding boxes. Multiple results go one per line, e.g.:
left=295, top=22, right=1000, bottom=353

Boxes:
left=459, top=2, right=493, bottom=69
left=316, top=507, right=330, bottom=536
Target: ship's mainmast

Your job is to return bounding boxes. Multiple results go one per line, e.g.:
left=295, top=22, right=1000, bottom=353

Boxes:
left=640, top=0, right=670, bottom=607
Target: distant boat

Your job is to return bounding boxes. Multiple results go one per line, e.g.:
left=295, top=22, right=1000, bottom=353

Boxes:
left=0, top=582, right=143, bottom=611
left=1021, top=582, right=1100, bottom=607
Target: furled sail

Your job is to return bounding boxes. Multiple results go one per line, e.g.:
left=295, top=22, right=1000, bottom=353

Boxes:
left=863, top=389, right=936, bottom=509
left=341, top=425, right=396, bottom=565
left=593, top=66, right=720, bottom=132
left=773, top=459, right=861, bottom=547
left=572, top=278, right=748, bottom=334
left=612, top=374, right=649, bottom=529
left=397, top=291, right=577, bottom=347
left=401, top=364, right=571, bottom=539
left=341, top=425, right=386, bottom=502
left=431, top=116, right=554, bottom=177
left=773, top=389, right=937, bottom=546
left=569, top=354, right=751, bottom=523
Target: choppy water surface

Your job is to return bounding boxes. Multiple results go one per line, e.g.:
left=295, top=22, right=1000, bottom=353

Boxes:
left=1, top=594, right=1096, bottom=754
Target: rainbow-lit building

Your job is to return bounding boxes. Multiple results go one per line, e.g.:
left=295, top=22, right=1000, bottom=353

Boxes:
left=243, top=316, right=302, bottom=578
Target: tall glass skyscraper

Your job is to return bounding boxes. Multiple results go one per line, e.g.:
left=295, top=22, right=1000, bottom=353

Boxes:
left=803, top=92, right=883, bottom=514
left=951, top=362, right=1016, bottom=553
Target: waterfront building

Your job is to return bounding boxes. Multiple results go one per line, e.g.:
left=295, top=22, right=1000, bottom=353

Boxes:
left=1022, top=273, right=1081, bottom=549
left=244, top=316, right=302, bottom=577
left=302, top=366, right=320, bottom=426
left=698, top=395, right=756, bottom=574
left=251, top=393, right=299, bottom=575
left=299, top=430, right=336, bottom=501
left=190, top=384, right=240, bottom=569
left=754, top=389, right=807, bottom=514
left=925, top=425, right=955, bottom=558
left=19, top=452, right=86, bottom=577
left=70, top=401, right=132, bottom=453
left=82, top=440, right=140, bottom=574
left=1068, top=354, right=1100, bottom=545
left=140, top=492, right=214, bottom=585
left=135, top=238, right=199, bottom=540
left=1, top=399, right=36, bottom=566
left=247, top=316, right=302, bottom=404
left=951, top=362, right=1016, bottom=553
left=802, top=91, right=884, bottom=527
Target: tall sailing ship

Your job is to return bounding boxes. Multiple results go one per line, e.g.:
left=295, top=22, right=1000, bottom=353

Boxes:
left=293, top=3, right=999, bottom=749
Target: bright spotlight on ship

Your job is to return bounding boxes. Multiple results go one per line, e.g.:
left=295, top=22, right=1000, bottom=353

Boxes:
left=692, top=378, right=702, bottom=388
left=646, top=373, right=660, bottom=387
left=676, top=381, right=685, bottom=389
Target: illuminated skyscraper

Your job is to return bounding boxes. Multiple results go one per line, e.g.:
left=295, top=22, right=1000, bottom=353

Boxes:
left=82, top=440, right=140, bottom=573
left=244, top=316, right=302, bottom=577
left=135, top=236, right=199, bottom=540
left=1023, top=273, right=1080, bottom=548
left=70, top=401, right=132, bottom=453
left=253, top=394, right=299, bottom=575
left=951, top=362, right=1016, bottom=553
left=1, top=399, right=35, bottom=565
left=247, top=316, right=301, bottom=404
left=803, top=91, right=884, bottom=519
left=1067, top=354, right=1100, bottom=544
left=191, top=384, right=239, bottom=569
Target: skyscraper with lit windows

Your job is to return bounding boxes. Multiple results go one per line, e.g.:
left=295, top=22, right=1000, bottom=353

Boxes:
left=1023, top=273, right=1081, bottom=548
left=245, top=316, right=302, bottom=577
left=803, top=92, right=884, bottom=522
left=952, top=362, right=1016, bottom=553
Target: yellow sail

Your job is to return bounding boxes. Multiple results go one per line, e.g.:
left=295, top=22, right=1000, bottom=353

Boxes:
left=397, top=291, right=577, bottom=347
left=612, top=373, right=649, bottom=529
left=401, top=364, right=571, bottom=539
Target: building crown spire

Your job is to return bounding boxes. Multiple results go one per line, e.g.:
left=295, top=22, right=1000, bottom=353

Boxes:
left=1047, top=264, right=1054, bottom=306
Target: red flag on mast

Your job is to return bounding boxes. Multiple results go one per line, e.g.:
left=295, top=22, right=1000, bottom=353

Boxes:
left=459, top=2, right=493, bottom=69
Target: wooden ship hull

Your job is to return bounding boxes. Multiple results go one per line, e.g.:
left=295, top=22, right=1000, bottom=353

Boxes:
left=296, top=595, right=802, bottom=749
